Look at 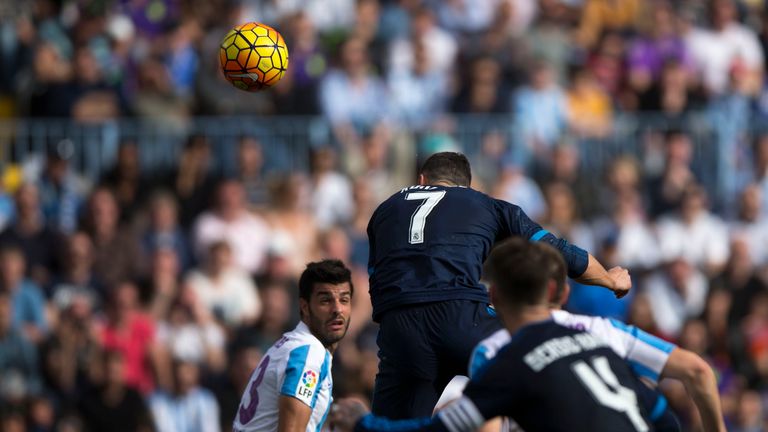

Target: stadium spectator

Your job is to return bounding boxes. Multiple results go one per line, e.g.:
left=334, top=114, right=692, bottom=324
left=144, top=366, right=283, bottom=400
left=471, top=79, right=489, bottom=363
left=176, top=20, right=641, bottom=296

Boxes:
left=193, top=179, right=271, bottom=275
left=162, top=135, right=220, bottom=229
left=686, top=0, right=764, bottom=97
left=235, top=136, right=271, bottom=209
left=320, top=37, right=389, bottom=146
left=47, top=231, right=105, bottom=311
left=185, top=241, right=261, bottom=328
left=0, top=182, right=63, bottom=286
left=388, top=7, right=457, bottom=79
left=729, top=184, right=768, bottom=266
left=643, top=257, right=709, bottom=338
left=0, top=290, right=41, bottom=405
left=100, top=141, right=152, bottom=223
left=97, top=282, right=168, bottom=395
left=540, top=182, right=595, bottom=252
left=310, top=146, right=354, bottom=230
left=80, top=186, right=143, bottom=289
left=511, top=60, right=568, bottom=160
left=646, top=129, right=699, bottom=218
left=263, top=174, right=318, bottom=276
left=141, top=191, right=193, bottom=273
left=35, top=140, right=90, bottom=234
left=576, top=0, right=642, bottom=49
left=492, top=157, right=548, bottom=221
left=0, top=246, right=47, bottom=342
left=272, top=12, right=324, bottom=115
left=77, top=350, right=153, bottom=432
left=149, top=359, right=221, bottom=432
left=40, top=291, right=99, bottom=403
left=566, top=65, right=612, bottom=138
left=451, top=56, right=507, bottom=114
left=142, top=248, right=183, bottom=321
left=656, top=184, right=730, bottom=275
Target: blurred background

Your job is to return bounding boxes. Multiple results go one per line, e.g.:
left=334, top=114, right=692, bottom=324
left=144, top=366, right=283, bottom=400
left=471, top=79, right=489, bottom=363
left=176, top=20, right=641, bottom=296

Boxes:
left=1, top=0, right=768, bottom=430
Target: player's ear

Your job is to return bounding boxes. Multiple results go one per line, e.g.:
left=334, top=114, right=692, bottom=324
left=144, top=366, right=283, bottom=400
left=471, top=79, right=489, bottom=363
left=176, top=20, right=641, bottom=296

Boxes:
left=418, top=174, right=427, bottom=185
left=558, top=282, right=571, bottom=306
left=299, top=298, right=310, bottom=320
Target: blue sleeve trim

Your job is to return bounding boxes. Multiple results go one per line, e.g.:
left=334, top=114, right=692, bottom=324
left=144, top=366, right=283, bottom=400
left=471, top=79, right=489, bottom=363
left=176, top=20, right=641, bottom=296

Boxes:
left=630, top=361, right=660, bottom=382
left=468, top=345, right=490, bottom=379
left=529, top=229, right=549, bottom=242
left=356, top=414, right=436, bottom=432
left=280, top=345, right=310, bottom=396
left=311, top=351, right=331, bottom=409
left=608, top=319, right=676, bottom=354
left=651, top=395, right=668, bottom=421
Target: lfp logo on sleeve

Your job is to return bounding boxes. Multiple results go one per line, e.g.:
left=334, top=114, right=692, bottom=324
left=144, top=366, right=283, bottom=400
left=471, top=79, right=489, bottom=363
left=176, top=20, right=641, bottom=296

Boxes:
left=297, top=369, right=318, bottom=400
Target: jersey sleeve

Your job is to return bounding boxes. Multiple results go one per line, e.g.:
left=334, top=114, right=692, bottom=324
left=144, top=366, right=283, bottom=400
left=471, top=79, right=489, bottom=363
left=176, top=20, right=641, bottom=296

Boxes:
left=468, top=329, right=511, bottom=378
left=493, top=199, right=589, bottom=278
left=604, top=318, right=676, bottom=383
left=279, top=344, right=329, bottom=407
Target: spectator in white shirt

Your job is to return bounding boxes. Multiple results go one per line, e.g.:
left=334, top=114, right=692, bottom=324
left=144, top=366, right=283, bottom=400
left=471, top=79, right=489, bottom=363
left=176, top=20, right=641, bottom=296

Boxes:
left=644, top=257, right=709, bottom=338
left=388, top=7, right=457, bottom=79
left=656, top=184, right=730, bottom=276
left=684, top=0, right=764, bottom=95
left=185, top=241, right=261, bottom=327
left=156, top=301, right=227, bottom=373
left=309, top=147, right=354, bottom=230
left=730, top=184, right=768, bottom=266
left=149, top=359, right=220, bottom=432
left=192, top=179, right=271, bottom=274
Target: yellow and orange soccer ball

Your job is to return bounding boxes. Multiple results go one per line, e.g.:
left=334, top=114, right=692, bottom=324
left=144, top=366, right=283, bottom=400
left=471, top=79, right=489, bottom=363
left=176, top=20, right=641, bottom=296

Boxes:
left=219, top=22, right=289, bottom=92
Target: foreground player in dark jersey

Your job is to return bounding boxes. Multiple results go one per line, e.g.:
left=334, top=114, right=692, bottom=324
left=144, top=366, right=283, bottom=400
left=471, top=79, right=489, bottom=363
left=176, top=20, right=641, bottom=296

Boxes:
left=331, top=239, right=657, bottom=432
left=367, top=152, right=632, bottom=418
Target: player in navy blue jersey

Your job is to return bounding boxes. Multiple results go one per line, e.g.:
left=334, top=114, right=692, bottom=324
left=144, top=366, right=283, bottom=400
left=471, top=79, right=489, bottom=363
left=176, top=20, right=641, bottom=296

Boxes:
left=330, top=239, right=657, bottom=432
left=367, top=152, right=632, bottom=418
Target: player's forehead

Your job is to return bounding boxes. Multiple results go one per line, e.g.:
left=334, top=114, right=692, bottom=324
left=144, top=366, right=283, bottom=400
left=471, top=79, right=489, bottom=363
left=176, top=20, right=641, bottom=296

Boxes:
left=311, top=282, right=352, bottom=297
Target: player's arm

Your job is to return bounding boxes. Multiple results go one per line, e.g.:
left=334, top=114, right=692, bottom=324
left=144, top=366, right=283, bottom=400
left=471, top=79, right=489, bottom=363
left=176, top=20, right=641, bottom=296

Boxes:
left=573, top=254, right=631, bottom=299
left=600, top=318, right=725, bottom=432
left=496, top=201, right=630, bottom=298
left=329, top=398, right=474, bottom=432
left=278, top=395, right=313, bottom=432
left=660, top=348, right=725, bottom=432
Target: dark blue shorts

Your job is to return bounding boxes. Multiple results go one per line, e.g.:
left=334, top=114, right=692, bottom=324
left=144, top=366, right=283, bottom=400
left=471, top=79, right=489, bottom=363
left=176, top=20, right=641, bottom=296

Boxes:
left=370, top=300, right=502, bottom=419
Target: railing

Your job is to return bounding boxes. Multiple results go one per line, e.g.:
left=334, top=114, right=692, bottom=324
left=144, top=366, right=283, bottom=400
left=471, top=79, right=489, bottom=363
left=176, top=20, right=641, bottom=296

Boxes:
left=0, top=113, right=756, bottom=210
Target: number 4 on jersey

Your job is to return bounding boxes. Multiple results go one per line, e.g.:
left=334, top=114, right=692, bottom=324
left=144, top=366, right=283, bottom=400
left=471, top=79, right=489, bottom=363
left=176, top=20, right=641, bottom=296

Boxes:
left=572, top=356, right=649, bottom=432
left=405, top=191, right=446, bottom=244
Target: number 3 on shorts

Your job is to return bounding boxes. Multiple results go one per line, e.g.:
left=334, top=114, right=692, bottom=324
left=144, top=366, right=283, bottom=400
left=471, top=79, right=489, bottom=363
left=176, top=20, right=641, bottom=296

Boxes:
left=405, top=191, right=446, bottom=244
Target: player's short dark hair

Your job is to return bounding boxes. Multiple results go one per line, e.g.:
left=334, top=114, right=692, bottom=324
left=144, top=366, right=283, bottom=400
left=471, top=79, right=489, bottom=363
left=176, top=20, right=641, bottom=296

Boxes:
left=298, top=259, right=354, bottom=302
left=484, top=238, right=566, bottom=306
left=420, top=152, right=472, bottom=187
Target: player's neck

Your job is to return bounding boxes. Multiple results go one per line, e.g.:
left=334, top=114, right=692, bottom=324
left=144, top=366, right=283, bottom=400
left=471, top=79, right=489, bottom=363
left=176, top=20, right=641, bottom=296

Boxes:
left=500, top=305, right=552, bottom=334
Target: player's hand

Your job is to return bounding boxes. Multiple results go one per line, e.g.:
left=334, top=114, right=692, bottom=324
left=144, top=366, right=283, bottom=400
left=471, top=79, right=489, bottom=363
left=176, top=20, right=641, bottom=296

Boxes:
left=328, top=398, right=369, bottom=432
left=607, top=267, right=631, bottom=299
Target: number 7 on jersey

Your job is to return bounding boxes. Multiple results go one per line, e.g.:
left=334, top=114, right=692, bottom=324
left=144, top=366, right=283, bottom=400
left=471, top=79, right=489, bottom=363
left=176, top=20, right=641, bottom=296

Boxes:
left=405, top=191, right=446, bottom=244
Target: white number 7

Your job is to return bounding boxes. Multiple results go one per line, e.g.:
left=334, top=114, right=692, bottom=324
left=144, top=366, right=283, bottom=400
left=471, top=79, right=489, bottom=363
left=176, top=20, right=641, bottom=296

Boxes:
left=572, top=356, right=649, bottom=431
left=405, top=191, right=446, bottom=244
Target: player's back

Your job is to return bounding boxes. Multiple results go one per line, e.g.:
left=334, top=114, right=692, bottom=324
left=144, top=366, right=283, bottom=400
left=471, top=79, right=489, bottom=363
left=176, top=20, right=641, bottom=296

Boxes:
left=367, top=185, right=516, bottom=321
left=465, top=320, right=653, bottom=432
left=233, top=322, right=332, bottom=432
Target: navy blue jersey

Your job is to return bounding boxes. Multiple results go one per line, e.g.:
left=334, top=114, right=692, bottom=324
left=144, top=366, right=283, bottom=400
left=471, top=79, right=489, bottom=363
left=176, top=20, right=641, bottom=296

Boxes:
left=367, top=185, right=589, bottom=321
left=354, top=321, right=658, bottom=432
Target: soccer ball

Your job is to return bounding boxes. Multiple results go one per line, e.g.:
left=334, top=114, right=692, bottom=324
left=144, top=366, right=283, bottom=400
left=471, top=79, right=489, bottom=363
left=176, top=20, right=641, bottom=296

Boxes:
left=219, top=22, right=289, bottom=92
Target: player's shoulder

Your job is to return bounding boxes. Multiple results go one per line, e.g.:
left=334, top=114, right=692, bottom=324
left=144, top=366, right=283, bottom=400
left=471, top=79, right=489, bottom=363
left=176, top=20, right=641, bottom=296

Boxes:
left=469, top=328, right=512, bottom=378
left=266, top=323, right=328, bottom=364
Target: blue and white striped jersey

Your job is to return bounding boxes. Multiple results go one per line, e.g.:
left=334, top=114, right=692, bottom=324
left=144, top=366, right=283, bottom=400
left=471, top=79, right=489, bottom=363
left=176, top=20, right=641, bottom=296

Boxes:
left=233, top=322, right=333, bottom=432
left=469, top=310, right=677, bottom=382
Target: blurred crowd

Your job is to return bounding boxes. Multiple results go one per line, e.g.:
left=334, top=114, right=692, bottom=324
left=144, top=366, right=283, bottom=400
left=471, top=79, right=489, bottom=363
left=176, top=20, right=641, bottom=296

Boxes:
left=2, top=0, right=768, bottom=431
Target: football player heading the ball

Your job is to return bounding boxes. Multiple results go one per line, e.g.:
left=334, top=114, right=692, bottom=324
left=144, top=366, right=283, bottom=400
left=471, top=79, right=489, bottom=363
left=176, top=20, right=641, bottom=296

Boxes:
left=366, top=152, right=632, bottom=419
left=232, top=260, right=352, bottom=432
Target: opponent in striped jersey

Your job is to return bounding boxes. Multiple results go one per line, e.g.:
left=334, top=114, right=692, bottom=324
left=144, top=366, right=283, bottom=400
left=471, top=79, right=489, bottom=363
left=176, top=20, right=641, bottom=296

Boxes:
left=234, top=260, right=353, bottom=432
left=468, top=278, right=725, bottom=431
